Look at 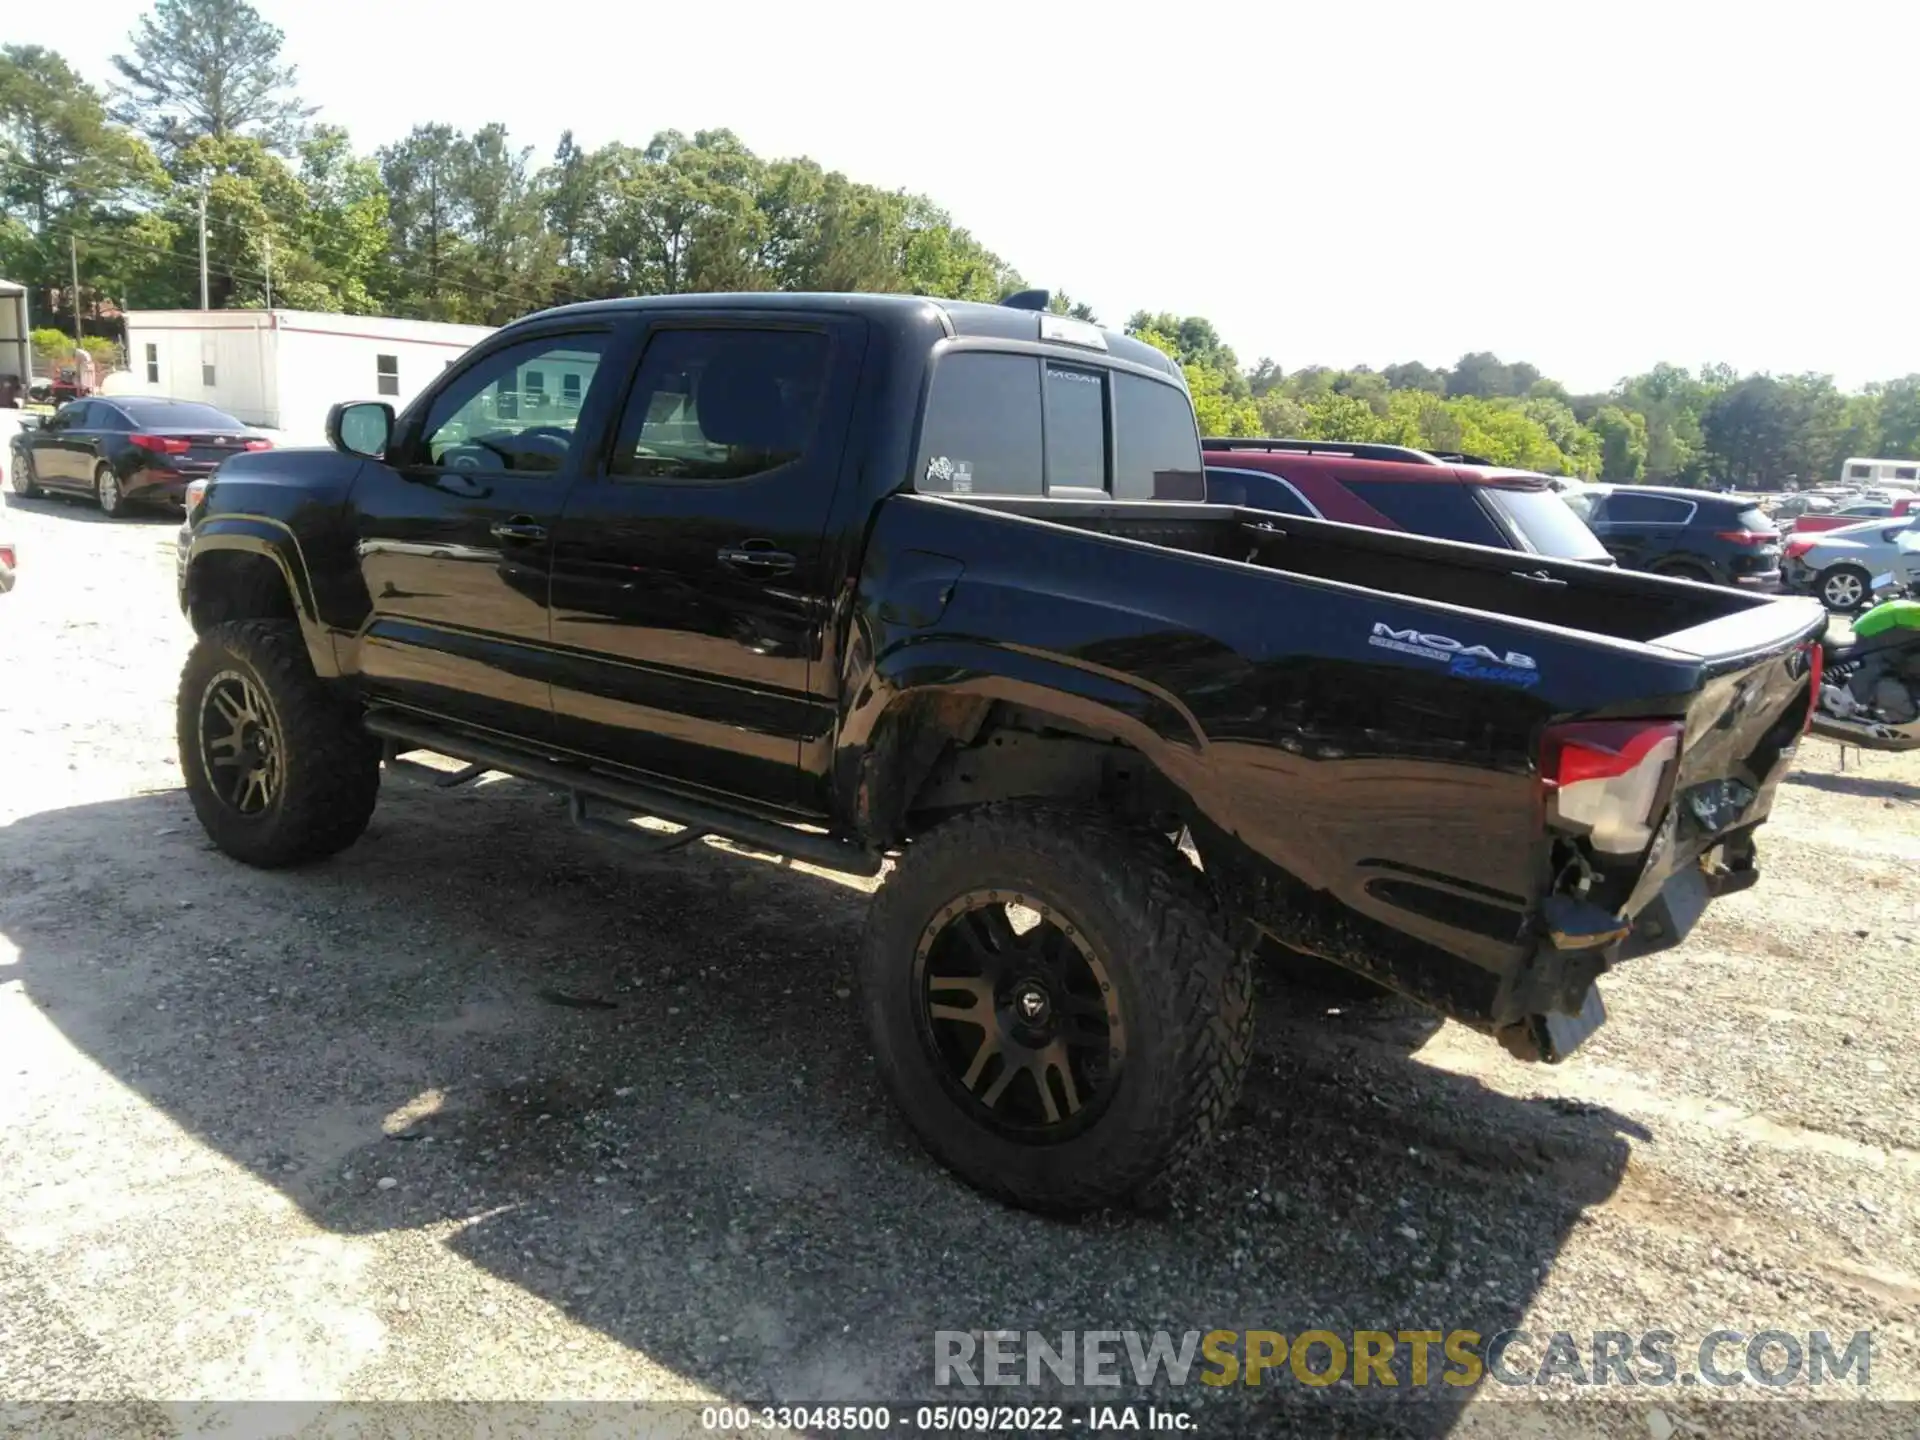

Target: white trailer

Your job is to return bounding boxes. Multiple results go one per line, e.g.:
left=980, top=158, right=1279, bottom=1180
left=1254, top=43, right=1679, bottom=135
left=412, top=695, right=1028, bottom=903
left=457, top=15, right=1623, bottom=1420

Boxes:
left=120, top=309, right=496, bottom=445
left=0, top=278, right=30, bottom=395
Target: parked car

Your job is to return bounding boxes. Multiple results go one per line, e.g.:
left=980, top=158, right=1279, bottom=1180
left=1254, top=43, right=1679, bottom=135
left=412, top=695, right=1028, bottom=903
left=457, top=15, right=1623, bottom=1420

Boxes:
left=1768, top=493, right=1836, bottom=523
left=1789, top=498, right=1918, bottom=535
left=0, top=539, right=13, bottom=594
left=1201, top=439, right=1616, bottom=562
left=1564, top=484, right=1781, bottom=587
left=1783, top=515, right=1920, bottom=609
left=7, top=396, right=270, bottom=516
left=174, top=290, right=1826, bottom=1214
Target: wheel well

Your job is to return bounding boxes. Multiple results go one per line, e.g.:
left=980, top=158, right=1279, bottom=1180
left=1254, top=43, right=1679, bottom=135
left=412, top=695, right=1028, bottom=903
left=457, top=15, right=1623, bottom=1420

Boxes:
left=186, top=551, right=298, bottom=634
left=895, top=701, right=1182, bottom=841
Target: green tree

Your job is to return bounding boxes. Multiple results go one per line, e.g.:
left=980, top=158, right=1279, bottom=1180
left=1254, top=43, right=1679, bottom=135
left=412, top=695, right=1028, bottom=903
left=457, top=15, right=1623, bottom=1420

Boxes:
left=1046, top=290, right=1097, bottom=322
left=110, top=0, right=313, bottom=156
left=1589, top=406, right=1649, bottom=482
left=1870, top=377, right=1920, bottom=457
left=1701, top=377, right=1796, bottom=487
left=1301, top=393, right=1384, bottom=442
left=0, top=44, right=166, bottom=325
left=1383, top=360, right=1447, bottom=395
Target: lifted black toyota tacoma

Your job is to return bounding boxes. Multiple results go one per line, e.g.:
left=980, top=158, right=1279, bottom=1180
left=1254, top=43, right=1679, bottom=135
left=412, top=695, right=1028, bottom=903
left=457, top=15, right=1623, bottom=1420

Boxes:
left=175, top=290, right=1828, bottom=1213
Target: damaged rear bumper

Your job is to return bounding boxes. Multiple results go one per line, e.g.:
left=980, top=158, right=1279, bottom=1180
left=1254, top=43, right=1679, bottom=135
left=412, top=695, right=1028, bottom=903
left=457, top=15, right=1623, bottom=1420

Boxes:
left=1496, top=836, right=1761, bottom=1064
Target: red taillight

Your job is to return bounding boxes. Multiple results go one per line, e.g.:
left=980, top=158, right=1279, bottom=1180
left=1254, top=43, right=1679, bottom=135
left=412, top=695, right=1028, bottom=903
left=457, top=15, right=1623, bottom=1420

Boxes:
left=0, top=545, right=14, bottom=569
left=130, top=433, right=191, bottom=455
left=1715, top=530, right=1776, bottom=547
left=1783, top=537, right=1817, bottom=561
left=1540, top=720, right=1684, bottom=855
left=1803, top=642, right=1823, bottom=734
left=243, top=438, right=273, bottom=451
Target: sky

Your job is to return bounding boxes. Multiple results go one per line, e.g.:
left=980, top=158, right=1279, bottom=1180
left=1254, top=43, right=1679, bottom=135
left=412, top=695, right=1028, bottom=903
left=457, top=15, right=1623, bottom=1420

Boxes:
left=12, top=0, right=1919, bottom=392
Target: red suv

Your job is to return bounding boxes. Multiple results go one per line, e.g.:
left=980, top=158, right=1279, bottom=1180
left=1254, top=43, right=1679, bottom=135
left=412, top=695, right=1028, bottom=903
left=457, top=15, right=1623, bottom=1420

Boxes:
left=1202, top=439, right=1613, bottom=562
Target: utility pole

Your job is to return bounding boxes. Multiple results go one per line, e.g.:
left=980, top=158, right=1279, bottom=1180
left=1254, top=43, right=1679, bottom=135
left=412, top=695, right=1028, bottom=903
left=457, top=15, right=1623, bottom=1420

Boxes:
left=197, top=175, right=210, bottom=310
left=263, top=231, right=274, bottom=310
left=69, top=233, right=83, bottom=349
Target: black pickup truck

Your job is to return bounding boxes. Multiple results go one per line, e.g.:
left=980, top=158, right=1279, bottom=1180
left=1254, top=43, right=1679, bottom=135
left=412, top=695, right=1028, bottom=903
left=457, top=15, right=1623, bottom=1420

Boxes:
left=175, top=290, right=1828, bottom=1213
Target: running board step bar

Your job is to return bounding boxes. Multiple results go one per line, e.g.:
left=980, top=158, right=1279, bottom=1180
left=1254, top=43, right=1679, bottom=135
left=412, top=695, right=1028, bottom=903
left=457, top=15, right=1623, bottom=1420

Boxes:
left=364, top=712, right=884, bottom=878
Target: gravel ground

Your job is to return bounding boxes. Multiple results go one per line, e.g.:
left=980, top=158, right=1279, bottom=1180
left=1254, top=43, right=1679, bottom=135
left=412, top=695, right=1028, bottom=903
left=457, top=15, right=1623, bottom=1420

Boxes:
left=1, top=482, right=1917, bottom=1439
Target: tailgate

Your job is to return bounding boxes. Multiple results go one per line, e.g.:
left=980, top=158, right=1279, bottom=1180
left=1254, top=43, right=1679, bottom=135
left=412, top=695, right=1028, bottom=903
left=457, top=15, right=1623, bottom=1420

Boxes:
left=1624, top=595, right=1826, bottom=914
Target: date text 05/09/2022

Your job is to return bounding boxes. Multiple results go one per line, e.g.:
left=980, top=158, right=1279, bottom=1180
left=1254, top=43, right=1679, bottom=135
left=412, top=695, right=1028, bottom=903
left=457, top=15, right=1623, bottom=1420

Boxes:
left=699, top=1404, right=1194, bottom=1433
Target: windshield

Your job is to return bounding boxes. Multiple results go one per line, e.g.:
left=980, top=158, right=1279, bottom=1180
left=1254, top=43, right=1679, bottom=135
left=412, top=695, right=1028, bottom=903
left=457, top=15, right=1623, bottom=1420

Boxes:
left=1483, top=485, right=1613, bottom=560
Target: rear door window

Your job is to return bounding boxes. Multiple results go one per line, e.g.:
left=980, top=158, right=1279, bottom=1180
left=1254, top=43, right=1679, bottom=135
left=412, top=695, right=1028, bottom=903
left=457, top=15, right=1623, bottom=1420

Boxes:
left=1597, top=492, right=1694, bottom=524
left=1341, top=478, right=1507, bottom=546
left=1113, top=373, right=1203, bottom=500
left=610, top=328, right=829, bottom=483
left=916, top=352, right=1043, bottom=496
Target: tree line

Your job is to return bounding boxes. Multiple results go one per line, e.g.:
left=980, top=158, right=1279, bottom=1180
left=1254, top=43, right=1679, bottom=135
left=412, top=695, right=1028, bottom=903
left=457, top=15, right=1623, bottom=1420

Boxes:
left=3, top=0, right=1915, bottom=490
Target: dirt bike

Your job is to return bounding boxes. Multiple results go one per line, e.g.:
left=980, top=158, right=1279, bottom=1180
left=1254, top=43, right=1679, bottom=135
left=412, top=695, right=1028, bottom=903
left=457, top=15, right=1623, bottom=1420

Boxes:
left=1810, top=530, right=1920, bottom=751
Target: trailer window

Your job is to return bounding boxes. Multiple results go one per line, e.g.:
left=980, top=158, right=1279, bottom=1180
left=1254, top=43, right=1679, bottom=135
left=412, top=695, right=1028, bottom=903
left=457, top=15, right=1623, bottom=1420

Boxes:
left=144, top=343, right=158, bottom=385
left=201, top=363, right=216, bottom=387
left=376, top=354, right=399, bottom=396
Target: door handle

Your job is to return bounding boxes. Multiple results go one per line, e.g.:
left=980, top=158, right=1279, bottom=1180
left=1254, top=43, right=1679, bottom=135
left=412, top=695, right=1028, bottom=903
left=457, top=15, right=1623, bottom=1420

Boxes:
left=717, top=542, right=796, bottom=576
left=490, top=517, right=547, bottom=542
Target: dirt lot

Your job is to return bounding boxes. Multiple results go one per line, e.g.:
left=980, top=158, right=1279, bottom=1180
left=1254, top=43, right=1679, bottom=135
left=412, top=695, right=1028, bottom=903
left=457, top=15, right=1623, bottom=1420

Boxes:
left=1, top=484, right=1917, bottom=1438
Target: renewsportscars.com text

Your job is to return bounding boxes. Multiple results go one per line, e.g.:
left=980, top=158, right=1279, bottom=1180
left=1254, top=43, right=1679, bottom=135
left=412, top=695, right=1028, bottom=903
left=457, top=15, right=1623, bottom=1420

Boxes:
left=934, top=1328, right=1872, bottom=1390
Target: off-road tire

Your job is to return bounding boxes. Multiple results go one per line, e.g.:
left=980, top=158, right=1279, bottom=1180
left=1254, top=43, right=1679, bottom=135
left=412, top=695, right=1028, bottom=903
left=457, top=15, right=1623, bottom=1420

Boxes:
left=177, top=620, right=380, bottom=868
left=94, top=462, right=128, bottom=518
left=859, top=802, right=1254, bottom=1214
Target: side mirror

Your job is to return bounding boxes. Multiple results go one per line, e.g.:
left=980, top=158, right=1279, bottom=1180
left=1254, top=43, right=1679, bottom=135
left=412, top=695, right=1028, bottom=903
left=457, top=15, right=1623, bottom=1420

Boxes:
left=327, top=401, right=393, bottom=459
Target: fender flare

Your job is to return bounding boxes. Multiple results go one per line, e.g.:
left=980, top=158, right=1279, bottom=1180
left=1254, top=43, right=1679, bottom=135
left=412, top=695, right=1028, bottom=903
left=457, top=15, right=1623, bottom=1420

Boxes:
left=184, top=515, right=338, bottom=677
left=835, top=636, right=1206, bottom=840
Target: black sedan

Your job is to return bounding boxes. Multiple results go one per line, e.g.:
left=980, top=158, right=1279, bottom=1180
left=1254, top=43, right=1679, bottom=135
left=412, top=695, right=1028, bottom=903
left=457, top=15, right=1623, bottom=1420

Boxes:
left=8, top=397, right=271, bottom=517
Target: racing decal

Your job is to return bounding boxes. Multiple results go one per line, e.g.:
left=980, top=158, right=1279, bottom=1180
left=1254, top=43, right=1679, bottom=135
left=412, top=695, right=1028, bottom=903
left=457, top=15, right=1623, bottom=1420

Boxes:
left=1369, top=622, right=1540, bottom=687
left=1447, top=654, right=1542, bottom=689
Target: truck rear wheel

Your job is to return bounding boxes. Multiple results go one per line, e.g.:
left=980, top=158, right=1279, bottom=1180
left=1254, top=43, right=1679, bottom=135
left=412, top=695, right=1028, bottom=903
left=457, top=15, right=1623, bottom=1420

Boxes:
left=177, top=620, right=380, bottom=868
left=859, top=803, right=1253, bottom=1213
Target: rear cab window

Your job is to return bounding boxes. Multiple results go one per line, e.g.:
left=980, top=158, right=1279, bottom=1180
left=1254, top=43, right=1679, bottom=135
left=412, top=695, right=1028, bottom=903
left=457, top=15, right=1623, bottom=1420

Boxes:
left=915, top=350, right=1201, bottom=500
left=1597, top=492, right=1695, bottom=525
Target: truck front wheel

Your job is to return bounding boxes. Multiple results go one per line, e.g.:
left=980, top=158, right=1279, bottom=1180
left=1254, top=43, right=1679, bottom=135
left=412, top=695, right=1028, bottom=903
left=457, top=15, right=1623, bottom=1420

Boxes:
left=177, top=620, right=380, bottom=868
left=859, top=803, right=1253, bottom=1213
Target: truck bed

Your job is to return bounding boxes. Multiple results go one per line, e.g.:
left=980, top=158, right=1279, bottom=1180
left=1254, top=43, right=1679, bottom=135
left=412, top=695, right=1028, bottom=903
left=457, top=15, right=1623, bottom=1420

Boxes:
left=861, top=492, right=1826, bottom=1034
left=952, top=494, right=1782, bottom=649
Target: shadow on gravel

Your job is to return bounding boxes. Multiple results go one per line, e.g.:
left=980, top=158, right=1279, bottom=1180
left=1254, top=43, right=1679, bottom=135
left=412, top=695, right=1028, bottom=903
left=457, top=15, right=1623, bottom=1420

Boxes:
left=3, top=490, right=180, bottom=524
left=1785, top=769, right=1920, bottom=803
left=1, top=780, right=1645, bottom=1436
